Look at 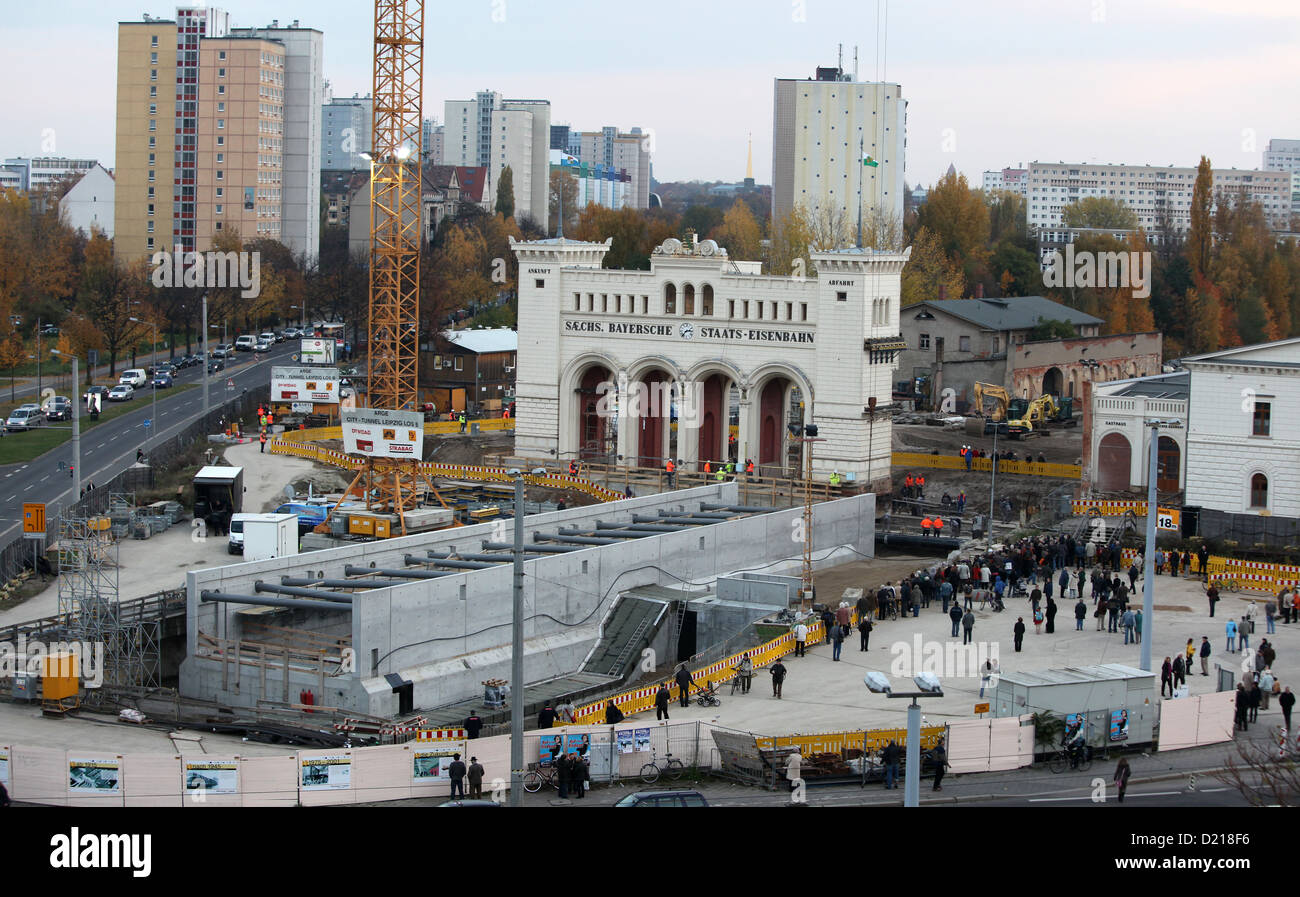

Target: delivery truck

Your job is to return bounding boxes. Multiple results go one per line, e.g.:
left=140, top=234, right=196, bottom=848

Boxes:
left=192, top=465, right=244, bottom=536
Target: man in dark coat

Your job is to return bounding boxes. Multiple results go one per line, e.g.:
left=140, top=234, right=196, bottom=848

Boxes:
left=949, top=602, right=964, bottom=637
left=605, top=701, right=625, bottom=724
left=930, top=738, right=948, bottom=791
left=464, top=710, right=483, bottom=739
left=654, top=684, right=671, bottom=720
left=881, top=741, right=901, bottom=790
left=467, top=757, right=486, bottom=799
left=448, top=753, right=467, bottom=800
left=770, top=660, right=787, bottom=698
left=1045, top=597, right=1057, bottom=634
left=1013, top=617, right=1026, bottom=652
left=1279, top=686, right=1295, bottom=732
left=1074, top=599, right=1087, bottom=631
left=536, top=702, right=556, bottom=729
left=674, top=664, right=693, bottom=707
left=555, top=751, right=571, bottom=799
left=859, top=616, right=873, bottom=652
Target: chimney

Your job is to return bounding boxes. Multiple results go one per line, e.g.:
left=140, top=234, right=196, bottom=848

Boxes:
left=976, top=283, right=984, bottom=299
left=938, top=285, right=947, bottom=300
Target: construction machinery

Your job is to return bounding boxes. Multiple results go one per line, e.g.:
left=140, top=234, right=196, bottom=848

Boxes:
left=1006, top=394, right=1075, bottom=438
left=973, top=382, right=1012, bottom=421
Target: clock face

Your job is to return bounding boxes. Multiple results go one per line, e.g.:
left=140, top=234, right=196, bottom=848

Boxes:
left=679, top=322, right=694, bottom=340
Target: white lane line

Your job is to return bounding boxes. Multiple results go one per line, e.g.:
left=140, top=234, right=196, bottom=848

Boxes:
left=40, top=475, right=49, bottom=482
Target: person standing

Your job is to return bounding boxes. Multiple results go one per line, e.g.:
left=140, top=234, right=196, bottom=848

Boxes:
left=1013, top=617, right=1026, bottom=652
left=1075, top=598, right=1087, bottom=631
left=793, top=620, right=808, bottom=657
left=962, top=609, right=976, bottom=646
left=556, top=696, right=577, bottom=724
left=949, top=602, right=963, bottom=638
left=675, top=664, right=693, bottom=707
left=1114, top=758, right=1131, bottom=804
left=467, top=757, right=486, bottom=800
left=1033, top=607, right=1044, bottom=634
left=770, top=659, right=787, bottom=699
left=831, top=623, right=845, bottom=662
left=464, top=709, right=483, bottom=739
left=1208, top=584, right=1220, bottom=618
left=448, top=753, right=467, bottom=800
left=736, top=653, right=754, bottom=693
left=1172, top=654, right=1186, bottom=691
left=882, top=740, right=901, bottom=790
left=537, top=702, right=557, bottom=729
left=1161, top=657, right=1174, bottom=698
left=1259, top=668, right=1274, bottom=711
left=555, top=751, right=571, bottom=799
left=1134, top=608, right=1143, bottom=644
left=1248, top=680, right=1262, bottom=723
left=572, top=753, right=589, bottom=799
left=1200, top=637, right=1212, bottom=676
left=1280, top=686, right=1295, bottom=732
left=1121, top=608, right=1136, bottom=645
left=1184, top=639, right=1196, bottom=675
left=654, top=684, right=671, bottom=720
left=930, top=738, right=948, bottom=792
left=259, top=430, right=267, bottom=453
left=859, top=617, right=873, bottom=652
left=605, top=700, right=625, bottom=724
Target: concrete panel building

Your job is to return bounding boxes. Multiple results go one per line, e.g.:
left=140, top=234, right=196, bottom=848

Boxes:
left=772, top=65, right=906, bottom=233
left=444, top=91, right=550, bottom=223
left=509, top=233, right=909, bottom=488
left=1, top=157, right=100, bottom=193
left=181, top=484, right=875, bottom=716
left=1263, top=138, right=1300, bottom=218
left=322, top=95, right=373, bottom=171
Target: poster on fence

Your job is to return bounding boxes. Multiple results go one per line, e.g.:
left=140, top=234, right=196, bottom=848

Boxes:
left=1109, top=709, right=1130, bottom=742
left=617, top=730, right=633, bottom=754
left=412, top=749, right=460, bottom=783
left=0, top=750, right=8, bottom=786
left=300, top=755, right=352, bottom=791
left=566, top=734, right=591, bottom=758
left=184, top=760, right=238, bottom=795
left=539, top=735, right=563, bottom=767
left=634, top=728, right=651, bottom=753
left=69, top=758, right=121, bottom=794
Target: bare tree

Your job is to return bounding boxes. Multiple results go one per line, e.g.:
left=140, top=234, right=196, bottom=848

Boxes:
left=1215, top=732, right=1300, bottom=806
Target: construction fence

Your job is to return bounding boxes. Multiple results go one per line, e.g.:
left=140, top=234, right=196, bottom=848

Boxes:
left=893, top=451, right=1082, bottom=480
left=1113, top=546, right=1300, bottom=595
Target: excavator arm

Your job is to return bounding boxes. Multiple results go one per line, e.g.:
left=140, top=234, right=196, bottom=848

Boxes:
left=973, top=381, right=1011, bottom=421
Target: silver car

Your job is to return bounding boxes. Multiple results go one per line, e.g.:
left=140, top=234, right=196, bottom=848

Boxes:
left=5, top=407, right=47, bottom=431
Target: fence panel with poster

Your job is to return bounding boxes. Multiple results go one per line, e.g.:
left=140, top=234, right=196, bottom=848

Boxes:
left=341, top=409, right=425, bottom=459
left=300, top=338, right=336, bottom=365
left=271, top=366, right=339, bottom=405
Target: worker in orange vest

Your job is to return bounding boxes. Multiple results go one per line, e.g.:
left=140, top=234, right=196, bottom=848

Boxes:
left=921, top=516, right=934, bottom=537
left=568, top=460, right=578, bottom=476
left=665, top=458, right=676, bottom=488
left=745, top=459, right=754, bottom=475
left=502, top=406, right=510, bottom=419
left=704, top=460, right=712, bottom=474
left=917, top=474, right=926, bottom=498
left=933, top=517, right=945, bottom=537
left=259, top=430, right=267, bottom=453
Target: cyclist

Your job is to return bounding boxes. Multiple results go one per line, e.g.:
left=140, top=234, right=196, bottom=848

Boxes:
left=1063, top=722, right=1087, bottom=769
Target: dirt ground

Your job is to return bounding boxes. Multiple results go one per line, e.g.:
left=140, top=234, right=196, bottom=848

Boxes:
left=889, top=420, right=1083, bottom=523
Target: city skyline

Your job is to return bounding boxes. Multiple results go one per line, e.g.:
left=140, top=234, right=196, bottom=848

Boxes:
left=1, top=0, right=1297, bottom=188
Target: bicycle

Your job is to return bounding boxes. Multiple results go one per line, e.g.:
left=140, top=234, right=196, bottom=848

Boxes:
left=1203, top=577, right=1240, bottom=593
left=521, top=763, right=558, bottom=793
left=1048, top=746, right=1093, bottom=774
left=639, top=750, right=686, bottom=784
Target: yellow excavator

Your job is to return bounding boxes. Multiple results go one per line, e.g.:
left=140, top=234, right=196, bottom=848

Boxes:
left=973, top=382, right=1011, bottom=421
left=1008, top=394, right=1075, bottom=437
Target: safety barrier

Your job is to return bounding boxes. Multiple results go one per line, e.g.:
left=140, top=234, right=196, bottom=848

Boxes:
left=754, top=726, right=946, bottom=755
left=1101, top=546, right=1295, bottom=595
left=1073, top=499, right=1148, bottom=516
left=893, top=452, right=1081, bottom=480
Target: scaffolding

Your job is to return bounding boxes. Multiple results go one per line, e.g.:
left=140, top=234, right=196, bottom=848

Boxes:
left=56, top=510, right=160, bottom=695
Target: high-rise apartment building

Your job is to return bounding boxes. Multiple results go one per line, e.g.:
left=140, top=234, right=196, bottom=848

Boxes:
left=114, top=8, right=322, bottom=263
left=1026, top=161, right=1292, bottom=233
left=1263, top=139, right=1300, bottom=219
left=772, top=65, right=907, bottom=237
left=322, top=95, right=373, bottom=170
left=422, top=118, right=443, bottom=165
left=982, top=167, right=1028, bottom=197
left=444, top=91, right=550, bottom=222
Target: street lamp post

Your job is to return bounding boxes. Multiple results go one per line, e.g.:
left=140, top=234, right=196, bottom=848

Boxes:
left=1139, top=419, right=1182, bottom=672
left=201, top=293, right=209, bottom=419
left=50, top=350, right=79, bottom=500
left=987, top=424, right=1000, bottom=540
left=129, top=317, right=158, bottom=451
left=864, top=672, right=945, bottom=807
left=508, top=467, right=546, bottom=806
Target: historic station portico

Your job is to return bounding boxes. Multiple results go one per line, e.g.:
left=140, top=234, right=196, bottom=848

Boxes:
left=509, top=234, right=910, bottom=488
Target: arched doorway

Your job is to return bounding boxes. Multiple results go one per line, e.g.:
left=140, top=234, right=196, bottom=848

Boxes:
left=636, top=368, right=671, bottom=467
left=1097, top=432, right=1132, bottom=492
left=758, top=377, right=793, bottom=470
left=697, top=374, right=726, bottom=466
left=577, top=365, right=612, bottom=460
left=1042, top=367, right=1063, bottom=397
left=1156, top=436, right=1180, bottom=493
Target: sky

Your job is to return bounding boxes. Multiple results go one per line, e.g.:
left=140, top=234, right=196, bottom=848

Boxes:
left=2, top=0, right=1298, bottom=187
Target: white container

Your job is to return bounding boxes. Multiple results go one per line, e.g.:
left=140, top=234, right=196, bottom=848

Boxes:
left=242, top=513, right=299, bottom=562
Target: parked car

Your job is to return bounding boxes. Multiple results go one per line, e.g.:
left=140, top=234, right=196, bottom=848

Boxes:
left=82, top=385, right=111, bottom=407
left=44, top=397, right=72, bottom=421
left=151, top=372, right=174, bottom=389
left=254, top=338, right=273, bottom=352
left=273, top=501, right=335, bottom=534
left=211, top=347, right=229, bottom=360
left=234, top=335, right=257, bottom=352
left=119, top=369, right=148, bottom=388
left=259, top=331, right=277, bottom=344
left=5, top=407, right=47, bottom=431
left=208, top=358, right=225, bottom=374
left=613, top=790, right=710, bottom=807
left=108, top=385, right=136, bottom=402
left=283, top=327, right=301, bottom=339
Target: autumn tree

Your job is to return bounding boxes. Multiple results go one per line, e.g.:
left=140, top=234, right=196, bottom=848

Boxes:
left=767, top=207, right=815, bottom=277
left=901, top=226, right=965, bottom=305
left=710, top=199, right=762, bottom=261
left=1187, top=156, right=1214, bottom=279
left=915, top=169, right=990, bottom=281
left=0, top=328, right=25, bottom=401
left=495, top=165, right=515, bottom=220
left=77, top=232, right=142, bottom=375
left=1061, top=196, right=1138, bottom=230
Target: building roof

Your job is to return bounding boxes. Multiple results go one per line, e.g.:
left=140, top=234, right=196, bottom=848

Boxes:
left=910, top=296, right=1102, bottom=332
left=442, top=328, right=517, bottom=354
left=1110, top=371, right=1189, bottom=400
left=996, top=664, right=1152, bottom=688
left=454, top=166, right=488, bottom=204
left=1179, top=336, right=1300, bottom=368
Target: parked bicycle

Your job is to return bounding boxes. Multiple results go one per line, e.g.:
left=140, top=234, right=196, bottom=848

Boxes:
left=640, top=750, right=686, bottom=784
left=1048, top=745, right=1093, bottom=774
left=1203, top=577, right=1240, bottom=593
left=521, top=762, right=558, bottom=793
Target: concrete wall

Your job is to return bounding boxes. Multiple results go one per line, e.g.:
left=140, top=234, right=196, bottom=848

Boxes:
left=182, top=485, right=875, bottom=715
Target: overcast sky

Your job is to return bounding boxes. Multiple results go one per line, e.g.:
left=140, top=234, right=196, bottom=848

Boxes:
left=3, top=0, right=1297, bottom=187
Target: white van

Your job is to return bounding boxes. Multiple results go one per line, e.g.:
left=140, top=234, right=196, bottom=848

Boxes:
left=234, top=335, right=257, bottom=352
left=228, top=512, right=254, bottom=554
left=119, top=369, right=148, bottom=388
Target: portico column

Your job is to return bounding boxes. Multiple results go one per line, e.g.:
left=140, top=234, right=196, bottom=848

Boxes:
left=736, top=387, right=753, bottom=468
left=615, top=374, right=636, bottom=467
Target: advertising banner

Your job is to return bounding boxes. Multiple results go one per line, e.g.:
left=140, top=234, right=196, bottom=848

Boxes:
left=300, top=755, right=352, bottom=791
left=301, top=338, right=336, bottom=365
left=634, top=728, right=651, bottom=753
left=69, top=758, right=121, bottom=794
left=184, top=760, right=238, bottom=795
left=272, top=366, right=339, bottom=404
left=1109, top=709, right=1130, bottom=742
left=412, top=748, right=462, bottom=783
left=342, top=409, right=424, bottom=459
left=617, top=730, right=633, bottom=754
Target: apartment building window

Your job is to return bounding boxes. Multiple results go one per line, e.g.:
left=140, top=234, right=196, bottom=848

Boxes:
left=215, top=153, right=223, bottom=163
left=147, top=187, right=154, bottom=198
left=219, top=51, right=226, bottom=60
left=147, top=221, right=154, bottom=234
left=149, top=119, right=156, bottom=131
left=215, top=222, right=222, bottom=232
left=218, top=102, right=225, bottom=113
left=959, top=335, right=971, bottom=352
left=216, top=170, right=223, bottom=181
left=150, top=86, right=157, bottom=98
left=919, top=333, right=930, bottom=350
left=148, top=136, right=155, bottom=148
left=216, top=187, right=223, bottom=198
left=148, top=153, right=155, bottom=164
left=147, top=237, right=154, bottom=250
left=151, top=34, right=158, bottom=47
left=149, top=103, right=157, bottom=114
left=147, top=204, right=154, bottom=215
left=1250, top=473, right=1269, bottom=509
left=150, top=68, right=157, bottom=81
left=218, top=68, right=225, bottom=77
left=218, top=85, right=225, bottom=95
left=1252, top=401, right=1272, bottom=436
left=217, top=119, right=224, bottom=129
left=150, top=52, right=158, bottom=63
left=215, top=204, right=223, bottom=214
left=216, top=136, right=224, bottom=146
left=148, top=169, right=155, bottom=182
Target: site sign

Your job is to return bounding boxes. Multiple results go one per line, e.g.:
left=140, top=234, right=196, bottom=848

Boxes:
left=342, top=408, right=424, bottom=459
left=272, top=366, right=340, bottom=404
left=300, top=338, right=336, bottom=365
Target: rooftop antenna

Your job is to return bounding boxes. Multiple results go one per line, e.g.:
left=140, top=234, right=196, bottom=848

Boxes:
left=556, top=174, right=564, bottom=239
left=838, top=43, right=843, bottom=76
left=853, top=45, right=859, bottom=81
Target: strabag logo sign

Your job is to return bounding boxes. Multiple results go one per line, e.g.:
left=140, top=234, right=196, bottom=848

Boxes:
left=271, top=366, right=339, bottom=404
left=342, top=408, right=424, bottom=459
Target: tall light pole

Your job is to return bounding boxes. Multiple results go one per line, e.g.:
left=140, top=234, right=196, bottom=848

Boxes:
left=50, top=350, right=79, bottom=500
left=987, top=424, right=1000, bottom=540
left=507, top=467, right=546, bottom=806
left=201, top=293, right=210, bottom=419
left=1139, top=419, right=1182, bottom=672
left=864, top=672, right=944, bottom=807
left=129, top=317, right=157, bottom=451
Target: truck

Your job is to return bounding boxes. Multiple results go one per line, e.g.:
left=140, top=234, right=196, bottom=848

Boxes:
left=193, top=465, right=244, bottom=536
left=242, top=513, right=299, bottom=561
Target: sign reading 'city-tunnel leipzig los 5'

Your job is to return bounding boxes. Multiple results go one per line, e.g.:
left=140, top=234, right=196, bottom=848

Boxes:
left=342, top=408, right=424, bottom=459
left=272, top=366, right=340, bottom=404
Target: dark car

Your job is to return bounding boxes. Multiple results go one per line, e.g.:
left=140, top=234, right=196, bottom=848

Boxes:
left=45, top=397, right=73, bottom=421
left=151, top=373, right=174, bottom=389
left=208, top=358, right=225, bottom=374
left=613, top=790, right=710, bottom=807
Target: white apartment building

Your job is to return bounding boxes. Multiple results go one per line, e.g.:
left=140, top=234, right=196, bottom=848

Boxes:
left=1263, top=139, right=1300, bottom=218
left=230, top=20, right=324, bottom=260
left=444, top=91, right=550, bottom=222
left=1027, top=161, right=1291, bottom=233
left=569, top=127, right=651, bottom=209
left=772, top=66, right=906, bottom=233
left=58, top=164, right=116, bottom=237
left=1182, top=338, right=1300, bottom=520
left=422, top=118, right=444, bottom=165
left=982, top=167, right=1028, bottom=197
left=2, top=157, right=100, bottom=192
left=322, top=95, right=373, bottom=170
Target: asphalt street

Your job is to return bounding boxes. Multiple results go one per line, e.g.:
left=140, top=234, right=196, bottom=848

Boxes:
left=0, top=342, right=298, bottom=544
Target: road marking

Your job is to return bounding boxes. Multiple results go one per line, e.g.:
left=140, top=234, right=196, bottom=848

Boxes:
left=1027, top=788, right=1225, bottom=803
left=40, top=475, right=49, bottom=482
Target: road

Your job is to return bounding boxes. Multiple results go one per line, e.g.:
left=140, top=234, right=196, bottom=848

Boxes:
left=0, top=342, right=299, bottom=544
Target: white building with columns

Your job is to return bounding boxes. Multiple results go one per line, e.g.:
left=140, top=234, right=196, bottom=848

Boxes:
left=508, top=234, right=910, bottom=488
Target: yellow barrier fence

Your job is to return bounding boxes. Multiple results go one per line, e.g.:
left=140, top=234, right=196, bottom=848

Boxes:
left=893, top=452, right=1081, bottom=480
left=756, top=726, right=947, bottom=755
left=1114, top=547, right=1300, bottom=594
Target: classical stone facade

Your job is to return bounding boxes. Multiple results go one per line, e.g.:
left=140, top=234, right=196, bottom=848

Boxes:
left=508, top=235, right=910, bottom=488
